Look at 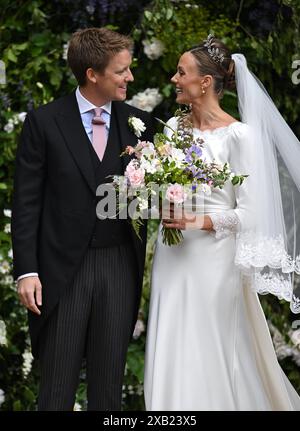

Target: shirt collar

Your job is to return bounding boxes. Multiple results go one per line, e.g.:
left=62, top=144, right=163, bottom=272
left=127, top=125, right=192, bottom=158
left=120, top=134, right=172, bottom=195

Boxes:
left=75, top=87, right=111, bottom=115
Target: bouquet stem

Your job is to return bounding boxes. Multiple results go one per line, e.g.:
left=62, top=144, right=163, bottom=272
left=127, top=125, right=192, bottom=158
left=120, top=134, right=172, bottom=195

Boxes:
left=161, top=226, right=184, bottom=246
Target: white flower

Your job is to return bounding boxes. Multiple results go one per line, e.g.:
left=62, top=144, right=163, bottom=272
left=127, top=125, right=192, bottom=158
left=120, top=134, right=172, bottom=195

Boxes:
left=0, top=260, right=10, bottom=274
left=0, top=320, right=7, bottom=346
left=136, top=384, right=143, bottom=396
left=140, top=142, right=156, bottom=158
left=3, top=209, right=11, bottom=218
left=3, top=275, right=13, bottom=285
left=142, top=38, right=165, bottom=60
left=8, top=249, right=13, bottom=259
left=137, top=198, right=148, bottom=211
left=73, top=402, right=82, bottom=411
left=128, top=384, right=134, bottom=395
left=168, top=147, right=185, bottom=168
left=22, top=349, right=33, bottom=378
left=140, top=157, right=161, bottom=174
left=127, top=88, right=163, bottom=112
left=199, top=183, right=212, bottom=196
left=4, top=223, right=10, bottom=234
left=133, top=319, right=145, bottom=339
left=62, top=43, right=69, bottom=60
left=4, top=120, right=14, bottom=133
left=3, top=112, right=27, bottom=132
left=86, top=4, right=95, bottom=14
left=128, top=116, right=146, bottom=138
left=0, top=389, right=5, bottom=407
left=18, top=112, right=27, bottom=122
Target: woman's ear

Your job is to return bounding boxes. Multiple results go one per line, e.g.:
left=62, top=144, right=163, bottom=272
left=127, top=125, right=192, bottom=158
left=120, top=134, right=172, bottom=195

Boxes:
left=201, top=75, right=213, bottom=90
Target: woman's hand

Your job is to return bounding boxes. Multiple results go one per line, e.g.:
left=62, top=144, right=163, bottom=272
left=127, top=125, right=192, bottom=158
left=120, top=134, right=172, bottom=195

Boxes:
left=161, top=203, right=213, bottom=231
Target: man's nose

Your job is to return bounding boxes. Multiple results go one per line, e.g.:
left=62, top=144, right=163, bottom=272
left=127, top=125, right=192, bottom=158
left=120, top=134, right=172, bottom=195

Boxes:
left=126, top=69, right=134, bottom=82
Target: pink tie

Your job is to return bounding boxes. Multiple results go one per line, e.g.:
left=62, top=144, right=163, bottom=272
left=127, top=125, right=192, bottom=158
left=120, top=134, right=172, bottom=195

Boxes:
left=92, top=108, right=107, bottom=161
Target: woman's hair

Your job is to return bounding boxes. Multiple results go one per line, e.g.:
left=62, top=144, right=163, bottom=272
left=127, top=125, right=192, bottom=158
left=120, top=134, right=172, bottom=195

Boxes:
left=67, top=27, right=133, bottom=86
left=189, top=35, right=235, bottom=97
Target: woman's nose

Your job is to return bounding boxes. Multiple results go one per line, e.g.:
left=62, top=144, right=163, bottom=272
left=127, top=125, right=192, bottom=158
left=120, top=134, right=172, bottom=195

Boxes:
left=171, top=74, right=177, bottom=83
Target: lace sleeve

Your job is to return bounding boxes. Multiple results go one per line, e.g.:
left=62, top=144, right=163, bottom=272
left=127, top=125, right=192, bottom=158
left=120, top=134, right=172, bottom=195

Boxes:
left=210, top=211, right=240, bottom=239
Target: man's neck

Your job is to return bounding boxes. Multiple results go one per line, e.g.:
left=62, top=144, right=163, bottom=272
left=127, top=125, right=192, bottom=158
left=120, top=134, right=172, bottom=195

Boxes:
left=79, top=86, right=109, bottom=107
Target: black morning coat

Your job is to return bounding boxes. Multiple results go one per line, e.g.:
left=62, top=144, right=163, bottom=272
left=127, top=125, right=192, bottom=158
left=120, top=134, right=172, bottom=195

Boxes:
left=12, top=92, right=154, bottom=357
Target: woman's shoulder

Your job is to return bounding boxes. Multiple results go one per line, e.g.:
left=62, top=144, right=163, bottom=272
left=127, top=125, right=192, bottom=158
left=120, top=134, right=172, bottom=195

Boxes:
left=229, top=121, right=251, bottom=141
left=165, top=116, right=179, bottom=128
left=163, top=116, right=179, bottom=136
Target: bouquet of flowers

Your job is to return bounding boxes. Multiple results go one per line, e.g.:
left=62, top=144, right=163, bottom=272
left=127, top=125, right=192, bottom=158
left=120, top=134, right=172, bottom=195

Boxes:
left=110, top=111, right=247, bottom=246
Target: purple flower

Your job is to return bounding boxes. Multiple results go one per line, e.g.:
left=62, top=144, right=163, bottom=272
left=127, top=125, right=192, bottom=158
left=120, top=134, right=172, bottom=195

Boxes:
left=185, top=144, right=203, bottom=164
left=190, top=144, right=202, bottom=157
left=185, top=153, right=193, bottom=163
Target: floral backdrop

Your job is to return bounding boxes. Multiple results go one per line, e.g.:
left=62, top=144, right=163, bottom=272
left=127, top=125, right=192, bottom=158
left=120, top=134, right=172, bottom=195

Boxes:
left=0, top=0, right=300, bottom=410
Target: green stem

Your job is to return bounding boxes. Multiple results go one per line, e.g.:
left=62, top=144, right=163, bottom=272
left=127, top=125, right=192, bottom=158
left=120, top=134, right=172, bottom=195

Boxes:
left=161, top=226, right=184, bottom=246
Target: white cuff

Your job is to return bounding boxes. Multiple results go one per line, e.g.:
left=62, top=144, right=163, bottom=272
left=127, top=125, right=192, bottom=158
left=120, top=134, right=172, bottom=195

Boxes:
left=17, top=273, right=39, bottom=281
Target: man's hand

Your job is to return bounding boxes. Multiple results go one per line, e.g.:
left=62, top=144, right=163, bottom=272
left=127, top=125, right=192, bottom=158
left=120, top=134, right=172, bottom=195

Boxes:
left=17, top=276, right=42, bottom=315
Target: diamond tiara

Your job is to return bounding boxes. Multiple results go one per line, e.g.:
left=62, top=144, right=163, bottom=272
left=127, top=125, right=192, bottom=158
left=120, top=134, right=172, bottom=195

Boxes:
left=203, top=34, right=225, bottom=65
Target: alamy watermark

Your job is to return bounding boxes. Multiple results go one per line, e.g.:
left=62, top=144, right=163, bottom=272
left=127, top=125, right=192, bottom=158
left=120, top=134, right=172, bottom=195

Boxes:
left=291, top=60, right=300, bottom=85
left=95, top=181, right=206, bottom=228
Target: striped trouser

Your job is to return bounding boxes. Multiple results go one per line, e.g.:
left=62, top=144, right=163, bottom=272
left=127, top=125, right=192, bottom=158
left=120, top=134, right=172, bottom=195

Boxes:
left=37, top=243, right=139, bottom=411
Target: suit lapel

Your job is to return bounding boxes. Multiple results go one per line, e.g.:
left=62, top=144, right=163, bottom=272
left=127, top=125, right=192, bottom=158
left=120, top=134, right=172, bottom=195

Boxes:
left=54, top=96, right=139, bottom=194
left=54, top=93, right=96, bottom=194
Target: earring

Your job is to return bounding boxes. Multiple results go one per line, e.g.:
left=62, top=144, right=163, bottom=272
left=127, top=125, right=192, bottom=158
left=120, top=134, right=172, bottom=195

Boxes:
left=201, top=87, right=206, bottom=94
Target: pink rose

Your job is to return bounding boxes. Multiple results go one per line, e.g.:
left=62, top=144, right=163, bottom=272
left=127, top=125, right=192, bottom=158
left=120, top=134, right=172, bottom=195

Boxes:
left=125, top=161, right=145, bottom=187
left=125, top=145, right=135, bottom=155
left=137, top=140, right=149, bottom=148
left=166, top=184, right=187, bottom=204
left=135, top=140, right=150, bottom=159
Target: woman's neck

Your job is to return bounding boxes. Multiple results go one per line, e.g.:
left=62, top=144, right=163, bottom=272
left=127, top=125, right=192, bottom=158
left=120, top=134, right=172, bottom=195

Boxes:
left=190, top=98, right=228, bottom=130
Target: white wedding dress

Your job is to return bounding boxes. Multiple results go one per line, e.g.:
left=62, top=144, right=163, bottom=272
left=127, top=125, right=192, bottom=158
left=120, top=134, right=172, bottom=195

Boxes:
left=144, top=118, right=300, bottom=411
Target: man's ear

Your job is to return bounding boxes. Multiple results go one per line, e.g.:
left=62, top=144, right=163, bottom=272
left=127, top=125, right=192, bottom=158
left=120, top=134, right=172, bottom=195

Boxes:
left=86, top=68, right=100, bottom=84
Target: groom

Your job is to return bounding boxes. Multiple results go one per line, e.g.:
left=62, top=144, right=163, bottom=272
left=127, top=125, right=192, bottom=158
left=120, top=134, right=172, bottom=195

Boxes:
left=12, top=27, right=154, bottom=410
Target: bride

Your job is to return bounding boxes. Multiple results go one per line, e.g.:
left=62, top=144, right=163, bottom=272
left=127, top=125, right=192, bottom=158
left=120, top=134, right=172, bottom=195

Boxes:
left=144, top=35, right=300, bottom=411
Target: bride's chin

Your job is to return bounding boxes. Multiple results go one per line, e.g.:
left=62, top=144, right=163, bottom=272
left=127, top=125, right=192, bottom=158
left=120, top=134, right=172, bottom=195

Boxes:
left=176, top=95, right=188, bottom=104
